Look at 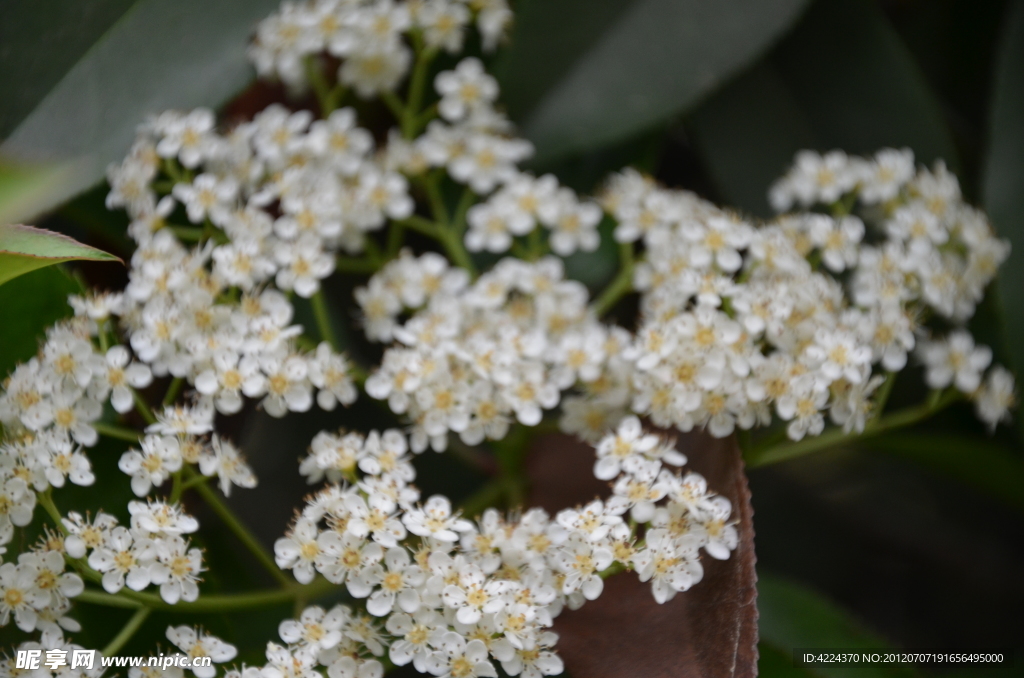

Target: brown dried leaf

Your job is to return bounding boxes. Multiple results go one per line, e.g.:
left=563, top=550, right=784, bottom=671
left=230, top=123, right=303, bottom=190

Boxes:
left=526, top=431, right=758, bottom=678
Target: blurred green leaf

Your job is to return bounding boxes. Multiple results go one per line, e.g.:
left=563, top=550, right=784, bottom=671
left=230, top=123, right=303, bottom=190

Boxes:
left=983, top=0, right=1024, bottom=403
left=757, top=641, right=816, bottom=678
left=0, top=0, right=282, bottom=219
left=500, top=0, right=812, bottom=163
left=758, top=573, right=916, bottom=678
left=0, top=266, right=77, bottom=378
left=0, top=160, right=88, bottom=227
left=0, top=0, right=137, bottom=137
left=688, top=0, right=960, bottom=217
left=0, top=223, right=120, bottom=286
left=866, top=432, right=1024, bottom=514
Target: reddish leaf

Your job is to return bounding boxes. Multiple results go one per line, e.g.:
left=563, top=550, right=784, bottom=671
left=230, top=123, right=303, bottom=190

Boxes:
left=526, top=431, right=758, bottom=678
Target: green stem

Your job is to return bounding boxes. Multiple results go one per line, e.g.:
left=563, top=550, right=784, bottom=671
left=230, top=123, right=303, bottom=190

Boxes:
left=872, top=371, right=897, bottom=421
left=310, top=289, right=340, bottom=351
left=131, top=389, right=158, bottom=425
left=336, top=256, right=380, bottom=275
left=75, top=577, right=337, bottom=612
left=305, top=56, right=334, bottom=116
left=458, top=479, right=506, bottom=518
left=438, top=229, right=476, bottom=276
left=746, top=390, right=962, bottom=468
left=421, top=173, right=450, bottom=225
left=189, top=468, right=292, bottom=587
left=380, top=91, right=407, bottom=124
left=593, top=243, right=635, bottom=316
left=168, top=469, right=184, bottom=504
left=170, top=226, right=204, bottom=242
left=38, top=489, right=67, bottom=534
left=93, top=422, right=142, bottom=443
left=452, top=187, right=476, bottom=237
left=102, top=606, right=151, bottom=657
left=163, top=377, right=184, bottom=407
left=599, top=561, right=628, bottom=579
left=403, top=46, right=438, bottom=138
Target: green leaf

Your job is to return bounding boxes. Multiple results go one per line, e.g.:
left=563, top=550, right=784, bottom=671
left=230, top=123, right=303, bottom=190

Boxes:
left=983, top=1, right=1024, bottom=394
left=0, top=266, right=78, bottom=378
left=688, top=0, right=960, bottom=217
left=0, top=0, right=136, bottom=137
left=0, top=0, right=283, bottom=218
left=758, top=573, right=917, bottom=678
left=499, top=0, right=812, bottom=164
left=0, top=223, right=121, bottom=287
left=0, top=160, right=89, bottom=228
left=865, top=432, right=1024, bottom=514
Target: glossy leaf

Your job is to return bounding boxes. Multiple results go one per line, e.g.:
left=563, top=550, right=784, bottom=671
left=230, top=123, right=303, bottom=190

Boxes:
left=500, top=0, right=812, bottom=164
left=0, top=160, right=88, bottom=228
left=0, top=0, right=136, bottom=137
left=865, top=433, right=1024, bottom=514
left=0, top=0, right=282, bottom=218
left=0, top=266, right=78, bottom=378
left=688, top=0, right=960, bottom=217
left=758, top=574, right=914, bottom=678
left=0, top=223, right=120, bottom=287
left=983, top=0, right=1024, bottom=392
left=526, top=431, right=758, bottom=678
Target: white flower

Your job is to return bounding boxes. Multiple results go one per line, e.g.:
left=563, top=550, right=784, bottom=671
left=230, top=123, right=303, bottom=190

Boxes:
left=340, top=40, right=412, bottom=98
left=632, top=528, right=702, bottom=603
left=919, top=331, right=992, bottom=393
left=776, top=376, right=828, bottom=441
left=279, top=604, right=348, bottom=659
left=119, top=435, right=183, bottom=497
left=0, top=562, right=48, bottom=631
left=150, top=537, right=204, bottom=604
left=18, top=550, right=83, bottom=608
left=260, top=353, right=314, bottom=417
left=386, top=608, right=446, bottom=672
left=364, top=547, right=425, bottom=616
left=275, top=234, right=336, bottom=298
left=345, top=491, right=407, bottom=548
left=556, top=499, right=624, bottom=543
left=88, top=526, right=155, bottom=594
left=317, top=531, right=385, bottom=595
left=435, top=58, right=499, bottom=122
left=551, top=536, right=612, bottom=600
left=860, top=147, right=914, bottom=203
left=156, top=109, right=217, bottom=168
left=403, top=496, right=472, bottom=542
left=90, top=346, right=153, bottom=413
left=974, top=366, right=1015, bottom=431
left=198, top=436, right=258, bottom=497
left=195, top=350, right=266, bottom=415
left=538, top=188, right=601, bottom=256
left=424, top=633, right=497, bottom=678
left=42, top=437, right=95, bottom=488
left=173, top=173, right=238, bottom=225
left=128, top=500, right=199, bottom=538
left=62, top=511, right=118, bottom=559
left=275, top=518, right=329, bottom=585
left=593, top=416, right=660, bottom=481
left=166, top=626, right=237, bottom=678
left=804, top=329, right=872, bottom=385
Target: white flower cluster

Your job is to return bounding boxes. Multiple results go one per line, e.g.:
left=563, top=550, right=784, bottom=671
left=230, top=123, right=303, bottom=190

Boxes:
left=578, top=149, right=1014, bottom=441
left=117, top=403, right=257, bottom=497
left=249, top=0, right=512, bottom=92
left=272, top=417, right=734, bottom=677
left=360, top=255, right=614, bottom=451
left=66, top=500, right=204, bottom=604
left=0, top=0, right=1015, bottom=672
left=0, top=541, right=83, bottom=638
